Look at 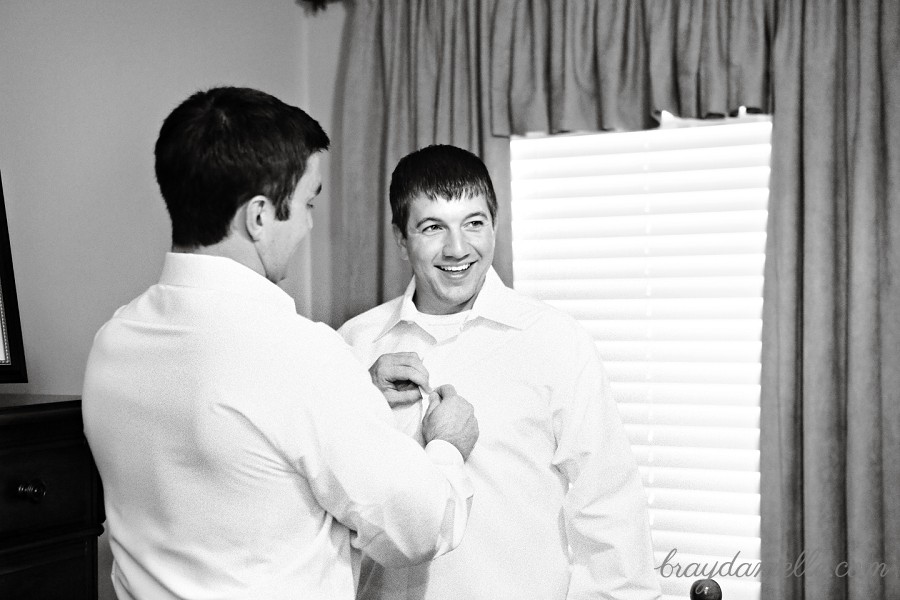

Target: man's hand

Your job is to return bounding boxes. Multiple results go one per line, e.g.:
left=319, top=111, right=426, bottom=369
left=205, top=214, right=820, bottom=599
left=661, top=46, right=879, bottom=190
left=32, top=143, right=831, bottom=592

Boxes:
left=422, top=384, right=479, bottom=461
left=368, top=352, right=430, bottom=408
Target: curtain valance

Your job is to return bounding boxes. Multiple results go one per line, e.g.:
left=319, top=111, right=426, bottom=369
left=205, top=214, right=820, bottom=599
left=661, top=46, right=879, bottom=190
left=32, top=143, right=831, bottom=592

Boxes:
left=489, top=0, right=771, bottom=136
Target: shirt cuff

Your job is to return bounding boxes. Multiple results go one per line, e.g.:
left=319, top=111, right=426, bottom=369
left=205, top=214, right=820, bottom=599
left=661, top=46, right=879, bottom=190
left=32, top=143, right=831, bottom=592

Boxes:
left=424, top=439, right=464, bottom=466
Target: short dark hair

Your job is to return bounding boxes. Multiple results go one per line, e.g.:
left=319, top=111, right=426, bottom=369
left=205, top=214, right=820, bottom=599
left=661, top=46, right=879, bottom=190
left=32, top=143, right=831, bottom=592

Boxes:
left=154, top=86, right=330, bottom=248
left=389, top=145, right=497, bottom=235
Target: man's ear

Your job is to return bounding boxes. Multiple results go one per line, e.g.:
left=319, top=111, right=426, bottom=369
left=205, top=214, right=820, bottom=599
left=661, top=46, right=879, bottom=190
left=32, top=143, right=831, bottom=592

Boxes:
left=244, top=195, right=270, bottom=242
left=392, top=223, right=409, bottom=261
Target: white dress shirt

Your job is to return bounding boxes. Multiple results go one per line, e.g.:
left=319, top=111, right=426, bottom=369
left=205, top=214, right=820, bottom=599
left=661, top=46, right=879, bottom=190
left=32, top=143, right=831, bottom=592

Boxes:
left=82, top=253, right=473, bottom=600
left=339, top=268, right=661, bottom=600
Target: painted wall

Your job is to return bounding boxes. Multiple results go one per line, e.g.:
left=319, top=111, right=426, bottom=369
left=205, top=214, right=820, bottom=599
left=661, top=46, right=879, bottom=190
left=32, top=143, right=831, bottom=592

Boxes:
left=287, top=2, right=346, bottom=327
left=0, top=0, right=346, bottom=394
left=0, top=1, right=346, bottom=597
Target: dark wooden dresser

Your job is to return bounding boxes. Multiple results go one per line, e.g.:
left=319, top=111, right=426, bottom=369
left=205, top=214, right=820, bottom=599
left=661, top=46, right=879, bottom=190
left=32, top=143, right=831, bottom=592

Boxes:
left=0, top=395, right=104, bottom=599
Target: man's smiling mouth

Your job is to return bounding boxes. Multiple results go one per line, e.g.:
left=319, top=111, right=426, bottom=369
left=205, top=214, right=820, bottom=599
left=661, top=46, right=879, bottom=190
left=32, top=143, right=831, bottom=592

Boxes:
left=437, top=263, right=474, bottom=273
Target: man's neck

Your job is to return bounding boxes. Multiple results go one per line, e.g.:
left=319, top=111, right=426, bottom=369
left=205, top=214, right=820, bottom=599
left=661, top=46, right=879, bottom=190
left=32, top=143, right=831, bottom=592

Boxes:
left=172, top=235, right=266, bottom=279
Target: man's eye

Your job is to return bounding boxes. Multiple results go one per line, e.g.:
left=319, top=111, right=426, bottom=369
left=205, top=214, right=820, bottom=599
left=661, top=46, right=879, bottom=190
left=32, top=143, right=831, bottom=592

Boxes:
left=422, top=224, right=441, bottom=233
left=464, top=220, right=484, bottom=229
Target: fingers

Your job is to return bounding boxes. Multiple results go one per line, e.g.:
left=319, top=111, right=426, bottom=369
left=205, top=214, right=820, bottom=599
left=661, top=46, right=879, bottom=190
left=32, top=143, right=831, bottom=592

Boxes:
left=385, top=365, right=430, bottom=390
left=388, top=352, right=423, bottom=362
left=433, top=384, right=457, bottom=400
left=384, top=388, right=425, bottom=408
left=369, top=352, right=430, bottom=392
left=423, top=390, right=441, bottom=419
left=421, top=391, right=479, bottom=461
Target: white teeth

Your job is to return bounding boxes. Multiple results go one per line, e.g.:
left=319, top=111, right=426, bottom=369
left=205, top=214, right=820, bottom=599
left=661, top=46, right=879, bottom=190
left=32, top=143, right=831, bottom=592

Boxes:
left=439, top=263, right=471, bottom=272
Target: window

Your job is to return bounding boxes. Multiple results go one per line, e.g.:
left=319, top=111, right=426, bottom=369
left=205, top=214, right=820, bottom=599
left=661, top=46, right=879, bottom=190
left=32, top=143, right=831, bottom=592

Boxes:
left=510, top=112, right=770, bottom=600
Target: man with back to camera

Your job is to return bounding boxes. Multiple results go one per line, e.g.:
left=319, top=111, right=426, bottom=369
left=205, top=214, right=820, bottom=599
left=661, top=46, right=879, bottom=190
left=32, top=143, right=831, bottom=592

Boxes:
left=81, top=88, right=480, bottom=600
left=339, top=144, right=662, bottom=600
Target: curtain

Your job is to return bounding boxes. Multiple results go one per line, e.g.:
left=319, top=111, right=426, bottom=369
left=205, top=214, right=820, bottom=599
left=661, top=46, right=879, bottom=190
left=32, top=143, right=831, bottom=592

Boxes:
left=760, top=1, right=900, bottom=598
left=331, top=1, right=900, bottom=596
left=490, top=0, right=770, bottom=135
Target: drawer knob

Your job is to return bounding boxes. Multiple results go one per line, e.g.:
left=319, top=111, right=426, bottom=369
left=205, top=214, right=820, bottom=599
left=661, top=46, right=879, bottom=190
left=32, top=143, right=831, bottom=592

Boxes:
left=16, top=479, right=47, bottom=503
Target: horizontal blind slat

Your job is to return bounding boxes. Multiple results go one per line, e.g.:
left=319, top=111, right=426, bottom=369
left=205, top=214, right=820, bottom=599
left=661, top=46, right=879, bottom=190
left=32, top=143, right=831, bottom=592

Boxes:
left=640, top=466, right=760, bottom=494
left=513, top=232, right=767, bottom=260
left=543, top=298, right=763, bottom=319
left=514, top=254, right=766, bottom=280
left=511, top=166, right=771, bottom=199
left=512, top=211, right=768, bottom=240
left=598, top=340, right=761, bottom=362
left=620, top=403, right=760, bottom=427
left=510, top=121, right=772, bottom=159
left=650, top=530, right=760, bottom=559
left=634, top=445, right=760, bottom=473
left=511, top=188, right=769, bottom=219
left=644, top=487, right=760, bottom=515
left=586, top=320, right=763, bottom=342
left=651, top=509, right=759, bottom=537
left=516, top=277, right=765, bottom=299
left=611, top=382, right=761, bottom=406
left=606, top=361, right=761, bottom=385
left=511, top=144, right=771, bottom=180
left=626, top=425, right=759, bottom=449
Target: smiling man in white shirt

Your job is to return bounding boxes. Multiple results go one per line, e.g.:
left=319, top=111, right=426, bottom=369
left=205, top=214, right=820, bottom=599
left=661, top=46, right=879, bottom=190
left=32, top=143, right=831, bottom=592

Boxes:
left=82, top=88, right=479, bottom=600
left=339, top=144, right=662, bottom=600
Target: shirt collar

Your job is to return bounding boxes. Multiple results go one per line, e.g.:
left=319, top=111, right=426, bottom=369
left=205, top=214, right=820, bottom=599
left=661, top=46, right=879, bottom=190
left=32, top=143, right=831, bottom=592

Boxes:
left=158, top=252, right=296, bottom=313
left=374, top=267, right=538, bottom=341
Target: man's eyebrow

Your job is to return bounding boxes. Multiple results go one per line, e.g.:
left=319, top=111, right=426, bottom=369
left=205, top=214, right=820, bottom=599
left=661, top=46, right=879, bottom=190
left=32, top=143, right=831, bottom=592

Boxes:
left=413, top=216, right=443, bottom=229
left=313, top=184, right=322, bottom=196
left=413, top=210, right=489, bottom=229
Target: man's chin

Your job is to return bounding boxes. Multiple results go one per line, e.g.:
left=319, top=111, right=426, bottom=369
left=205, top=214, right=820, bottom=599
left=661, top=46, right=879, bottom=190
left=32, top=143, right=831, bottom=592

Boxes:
left=433, top=289, right=477, bottom=312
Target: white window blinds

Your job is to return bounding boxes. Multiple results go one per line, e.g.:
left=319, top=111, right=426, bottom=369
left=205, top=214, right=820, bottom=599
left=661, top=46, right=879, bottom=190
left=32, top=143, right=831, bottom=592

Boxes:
left=510, top=113, right=770, bottom=600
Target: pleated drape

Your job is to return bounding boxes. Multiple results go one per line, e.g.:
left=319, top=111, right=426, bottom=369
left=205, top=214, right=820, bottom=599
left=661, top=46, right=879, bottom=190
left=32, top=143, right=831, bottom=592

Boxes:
left=760, top=1, right=900, bottom=598
left=489, top=0, right=771, bottom=136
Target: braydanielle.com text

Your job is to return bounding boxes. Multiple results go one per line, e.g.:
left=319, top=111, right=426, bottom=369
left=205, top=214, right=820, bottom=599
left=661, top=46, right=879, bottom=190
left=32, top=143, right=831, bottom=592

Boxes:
left=655, top=549, right=898, bottom=579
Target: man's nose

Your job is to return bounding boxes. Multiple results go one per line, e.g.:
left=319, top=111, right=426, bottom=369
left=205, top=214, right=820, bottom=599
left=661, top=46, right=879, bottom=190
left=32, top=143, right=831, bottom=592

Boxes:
left=442, top=229, right=468, bottom=258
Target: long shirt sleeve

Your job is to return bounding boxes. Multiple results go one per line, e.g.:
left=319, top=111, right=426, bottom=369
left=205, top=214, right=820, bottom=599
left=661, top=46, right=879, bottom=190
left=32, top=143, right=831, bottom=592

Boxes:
left=281, top=337, right=474, bottom=567
left=551, top=327, right=662, bottom=600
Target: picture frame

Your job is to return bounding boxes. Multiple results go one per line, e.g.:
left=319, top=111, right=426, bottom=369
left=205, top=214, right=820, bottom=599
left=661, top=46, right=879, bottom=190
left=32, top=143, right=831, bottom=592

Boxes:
left=0, top=169, right=27, bottom=383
